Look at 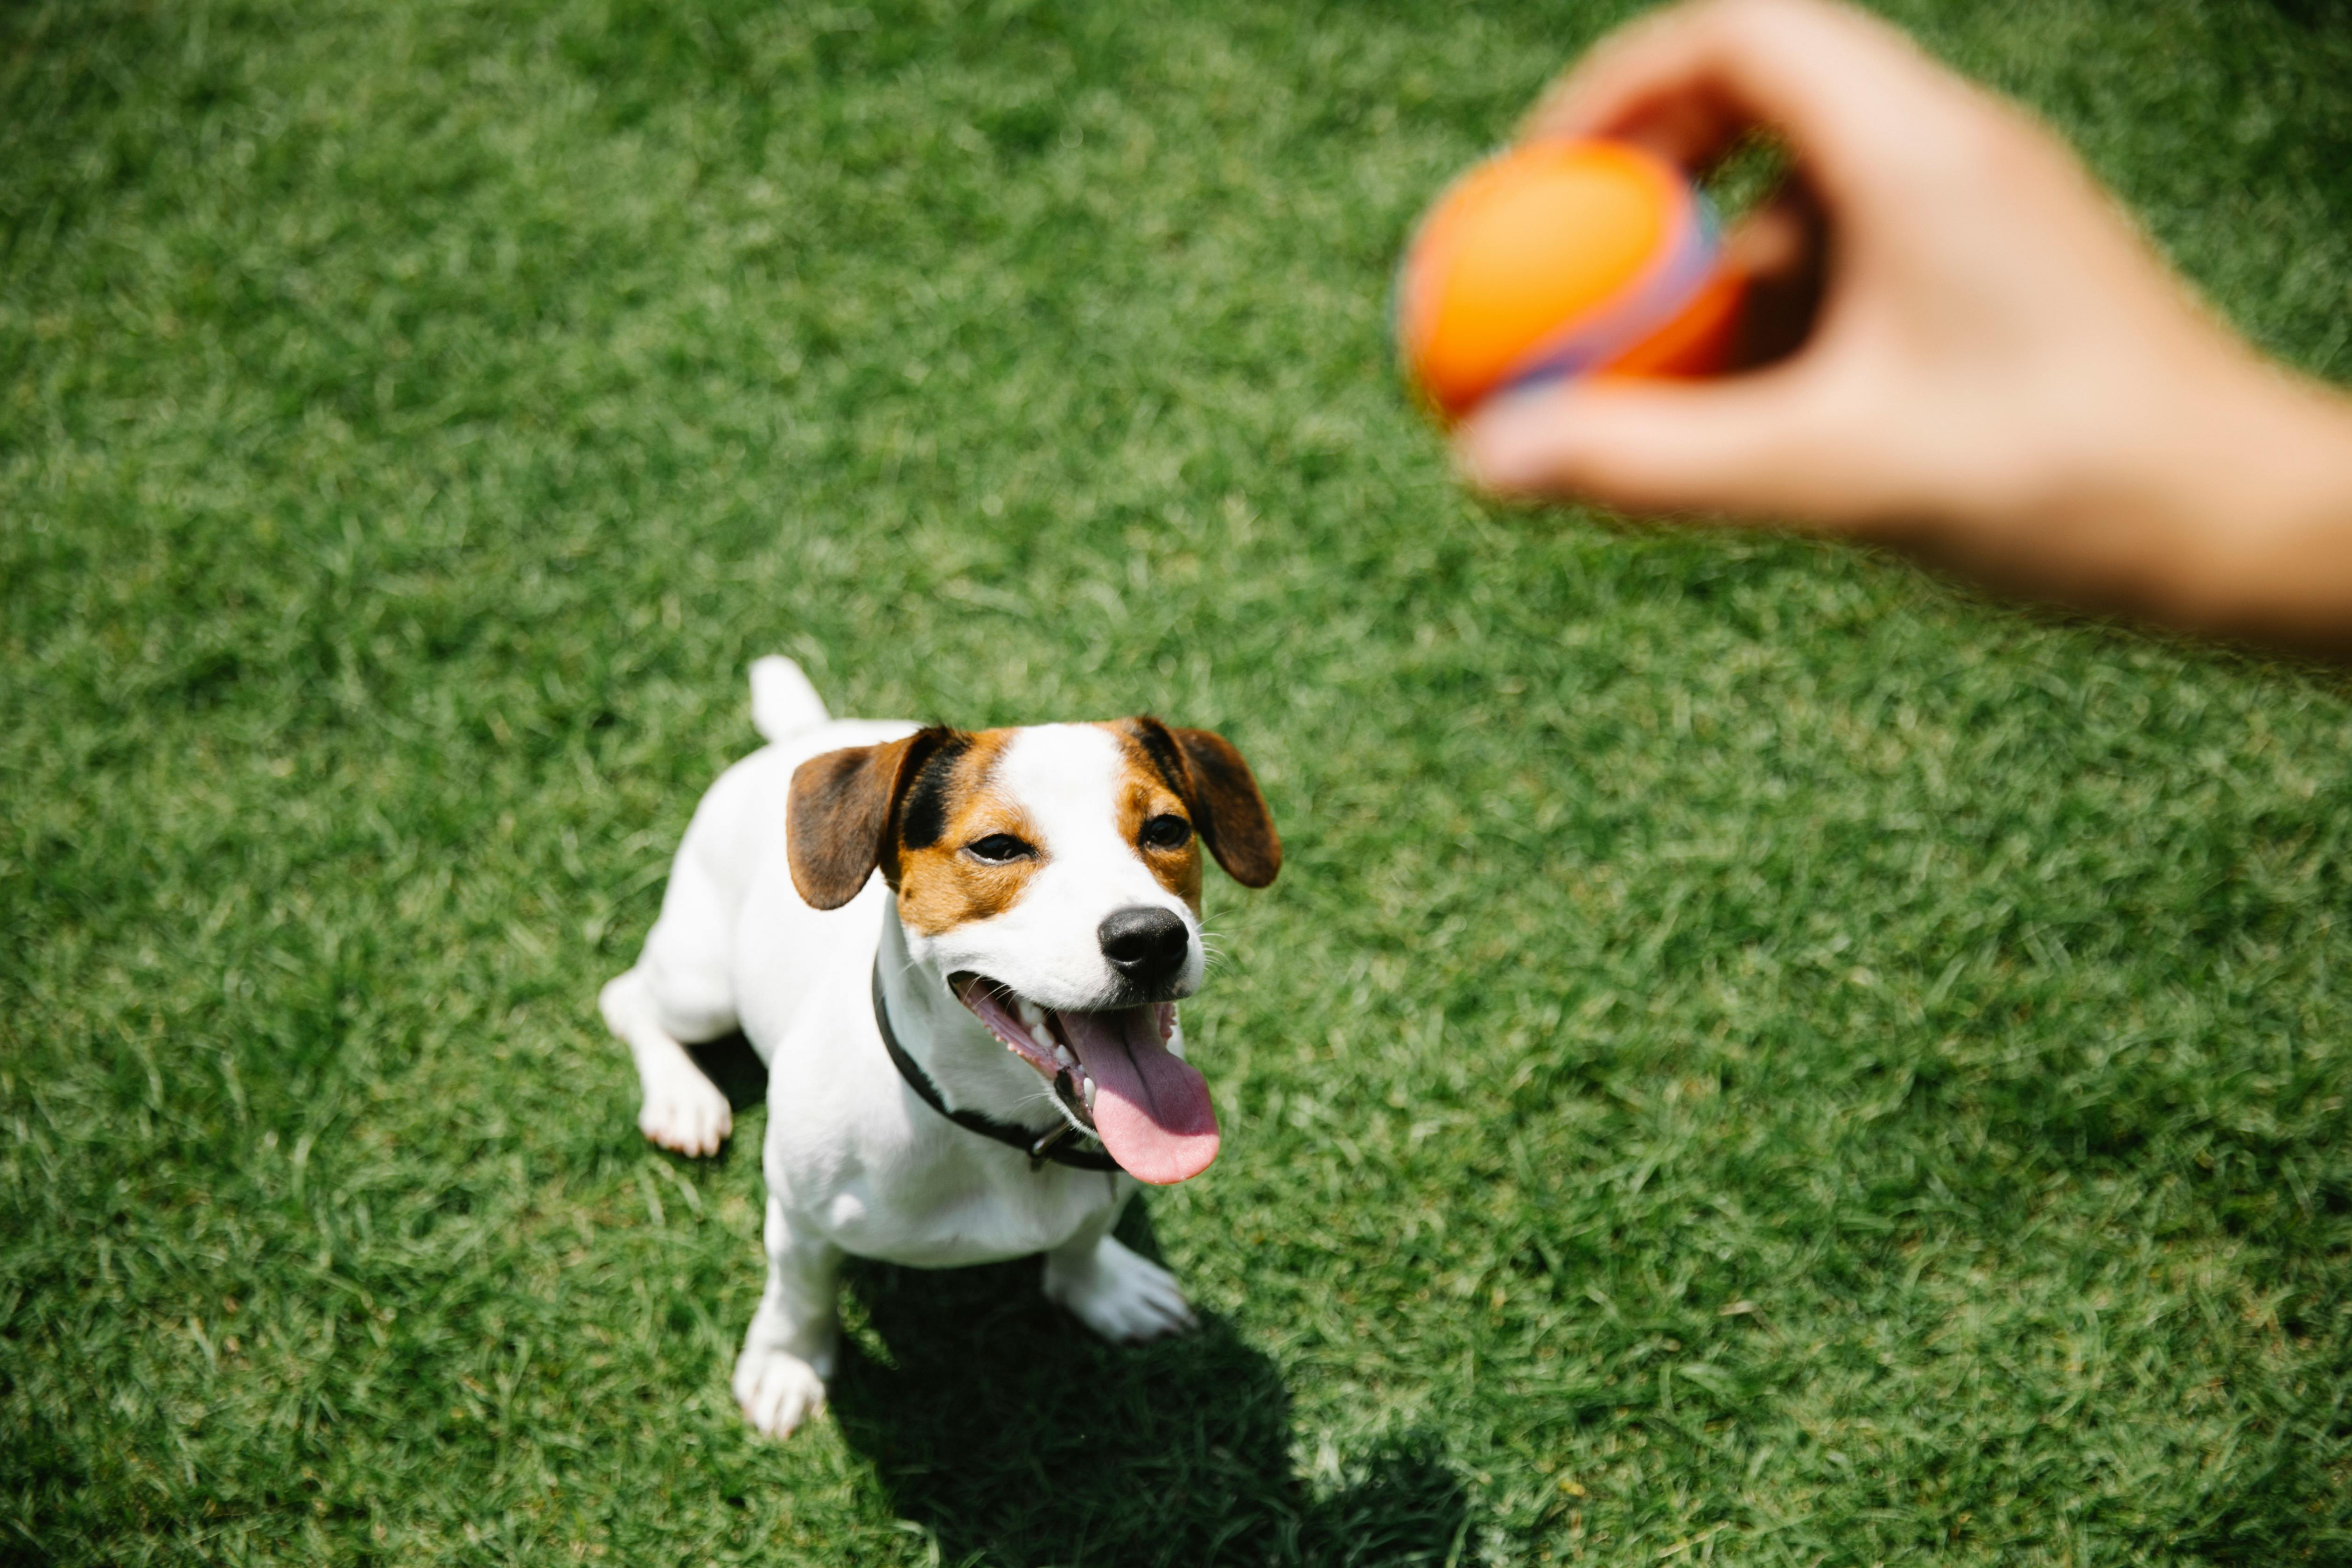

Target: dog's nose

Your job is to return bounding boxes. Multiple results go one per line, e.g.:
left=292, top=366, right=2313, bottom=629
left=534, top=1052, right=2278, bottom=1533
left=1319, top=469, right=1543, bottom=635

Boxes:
left=1098, top=906, right=1190, bottom=986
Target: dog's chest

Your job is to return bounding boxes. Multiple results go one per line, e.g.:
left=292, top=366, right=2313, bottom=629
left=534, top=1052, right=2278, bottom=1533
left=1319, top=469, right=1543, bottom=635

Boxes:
left=803, top=1145, right=1124, bottom=1267
left=752, top=976, right=1126, bottom=1268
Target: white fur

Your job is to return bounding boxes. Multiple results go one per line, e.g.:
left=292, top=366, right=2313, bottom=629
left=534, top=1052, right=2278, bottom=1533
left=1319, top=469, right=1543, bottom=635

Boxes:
left=748, top=654, right=829, bottom=743
left=905, top=724, right=1204, bottom=1016
left=600, top=660, right=1201, bottom=1440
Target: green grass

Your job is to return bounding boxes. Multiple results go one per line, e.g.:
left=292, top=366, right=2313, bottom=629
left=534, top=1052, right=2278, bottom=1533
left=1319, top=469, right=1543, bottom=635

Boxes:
left=5, top=0, right=2352, bottom=1562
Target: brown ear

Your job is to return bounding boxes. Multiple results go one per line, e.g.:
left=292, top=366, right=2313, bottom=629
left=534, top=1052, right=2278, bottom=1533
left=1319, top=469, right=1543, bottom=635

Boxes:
left=786, top=729, right=959, bottom=910
left=1126, top=717, right=1282, bottom=889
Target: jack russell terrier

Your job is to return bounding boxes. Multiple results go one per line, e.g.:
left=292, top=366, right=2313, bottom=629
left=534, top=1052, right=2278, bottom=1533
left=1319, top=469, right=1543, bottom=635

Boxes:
left=598, top=657, right=1281, bottom=1438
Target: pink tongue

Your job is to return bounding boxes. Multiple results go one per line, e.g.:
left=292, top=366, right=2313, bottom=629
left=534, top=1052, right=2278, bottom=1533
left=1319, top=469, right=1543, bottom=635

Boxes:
left=1054, top=1006, right=1219, bottom=1184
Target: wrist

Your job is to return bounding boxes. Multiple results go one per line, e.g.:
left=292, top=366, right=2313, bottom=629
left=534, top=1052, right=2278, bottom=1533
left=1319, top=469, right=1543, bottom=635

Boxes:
left=2145, top=362, right=2352, bottom=644
left=1988, top=348, right=2352, bottom=647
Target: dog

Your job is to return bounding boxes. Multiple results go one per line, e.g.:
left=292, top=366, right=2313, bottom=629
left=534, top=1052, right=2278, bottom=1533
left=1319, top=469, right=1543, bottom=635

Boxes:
left=598, top=657, right=1281, bottom=1438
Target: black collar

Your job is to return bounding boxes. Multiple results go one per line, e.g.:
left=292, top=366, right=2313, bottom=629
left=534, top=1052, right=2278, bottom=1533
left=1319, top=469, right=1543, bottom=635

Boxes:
left=871, top=961, right=1121, bottom=1174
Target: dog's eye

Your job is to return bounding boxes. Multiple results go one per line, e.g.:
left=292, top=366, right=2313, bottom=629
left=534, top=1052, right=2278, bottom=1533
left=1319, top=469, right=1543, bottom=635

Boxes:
left=966, top=833, right=1036, bottom=865
left=1139, top=813, right=1192, bottom=850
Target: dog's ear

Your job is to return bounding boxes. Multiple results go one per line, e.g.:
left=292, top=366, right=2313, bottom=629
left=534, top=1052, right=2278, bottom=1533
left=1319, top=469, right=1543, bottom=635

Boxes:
left=787, top=728, right=961, bottom=910
left=1124, top=717, right=1282, bottom=889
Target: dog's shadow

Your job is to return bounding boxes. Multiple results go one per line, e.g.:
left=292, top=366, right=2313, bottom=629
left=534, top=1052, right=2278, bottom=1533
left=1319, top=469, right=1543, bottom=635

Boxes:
left=687, top=1035, right=1472, bottom=1563
left=686, top=1032, right=771, bottom=1125
left=829, top=1207, right=1473, bottom=1568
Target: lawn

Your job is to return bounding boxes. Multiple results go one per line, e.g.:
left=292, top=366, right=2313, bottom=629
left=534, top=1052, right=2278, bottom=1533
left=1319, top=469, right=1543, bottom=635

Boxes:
left=5, top=0, right=2352, bottom=1562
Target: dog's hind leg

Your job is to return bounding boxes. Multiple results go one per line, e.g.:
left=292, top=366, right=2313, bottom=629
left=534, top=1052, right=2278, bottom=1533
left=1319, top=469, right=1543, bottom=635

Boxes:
left=600, top=772, right=756, bottom=1156
left=733, top=1196, right=843, bottom=1439
left=599, top=966, right=735, bottom=1157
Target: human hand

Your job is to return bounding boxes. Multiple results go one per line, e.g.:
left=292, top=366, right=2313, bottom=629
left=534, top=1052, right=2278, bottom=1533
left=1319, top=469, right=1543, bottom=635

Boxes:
left=1455, top=0, right=2352, bottom=645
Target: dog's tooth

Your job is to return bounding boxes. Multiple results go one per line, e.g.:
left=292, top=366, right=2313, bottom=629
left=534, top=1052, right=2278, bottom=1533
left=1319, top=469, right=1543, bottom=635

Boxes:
left=1080, top=1073, right=1097, bottom=1110
left=1053, top=1043, right=1076, bottom=1069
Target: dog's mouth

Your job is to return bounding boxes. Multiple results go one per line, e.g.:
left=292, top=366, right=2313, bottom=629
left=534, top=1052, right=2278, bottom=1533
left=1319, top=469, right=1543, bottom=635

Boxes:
left=949, top=974, right=1219, bottom=1185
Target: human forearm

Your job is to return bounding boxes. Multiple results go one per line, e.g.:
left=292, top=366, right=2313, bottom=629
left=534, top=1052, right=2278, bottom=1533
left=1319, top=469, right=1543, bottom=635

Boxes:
left=1451, top=0, right=2352, bottom=655
left=1942, top=355, right=2352, bottom=651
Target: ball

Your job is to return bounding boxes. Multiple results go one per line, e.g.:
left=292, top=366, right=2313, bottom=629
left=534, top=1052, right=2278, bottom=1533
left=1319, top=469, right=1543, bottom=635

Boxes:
left=1397, top=138, right=1745, bottom=422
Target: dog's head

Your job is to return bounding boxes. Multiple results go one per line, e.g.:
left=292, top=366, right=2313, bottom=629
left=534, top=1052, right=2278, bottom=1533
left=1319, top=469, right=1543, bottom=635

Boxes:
left=785, top=719, right=1280, bottom=1184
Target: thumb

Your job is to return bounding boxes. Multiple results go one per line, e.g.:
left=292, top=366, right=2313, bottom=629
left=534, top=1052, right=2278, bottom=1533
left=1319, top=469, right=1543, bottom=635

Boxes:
left=1453, top=371, right=1848, bottom=522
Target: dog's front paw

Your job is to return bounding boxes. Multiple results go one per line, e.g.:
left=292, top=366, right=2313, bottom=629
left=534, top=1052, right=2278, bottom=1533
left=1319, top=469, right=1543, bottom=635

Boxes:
left=639, top=1072, right=731, bottom=1157
left=732, top=1345, right=827, bottom=1439
left=1043, top=1235, right=1197, bottom=1343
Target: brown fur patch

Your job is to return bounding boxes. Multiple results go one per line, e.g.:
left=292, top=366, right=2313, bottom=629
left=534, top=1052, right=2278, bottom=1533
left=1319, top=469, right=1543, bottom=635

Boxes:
left=1111, top=717, right=1282, bottom=889
left=893, top=730, right=1053, bottom=937
left=788, top=728, right=959, bottom=910
left=1103, top=726, right=1205, bottom=910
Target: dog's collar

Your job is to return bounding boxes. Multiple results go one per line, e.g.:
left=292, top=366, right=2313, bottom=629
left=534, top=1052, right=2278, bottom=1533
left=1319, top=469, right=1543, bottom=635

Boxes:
left=870, top=961, right=1122, bottom=1174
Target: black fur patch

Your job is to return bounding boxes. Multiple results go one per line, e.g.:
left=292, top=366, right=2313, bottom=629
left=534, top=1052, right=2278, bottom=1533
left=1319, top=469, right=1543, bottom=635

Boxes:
left=897, top=732, right=973, bottom=850
left=1128, top=717, right=1192, bottom=801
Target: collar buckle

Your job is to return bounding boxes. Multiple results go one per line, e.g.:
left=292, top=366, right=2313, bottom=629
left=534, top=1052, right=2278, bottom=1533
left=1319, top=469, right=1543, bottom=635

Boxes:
left=1027, top=1123, right=1078, bottom=1170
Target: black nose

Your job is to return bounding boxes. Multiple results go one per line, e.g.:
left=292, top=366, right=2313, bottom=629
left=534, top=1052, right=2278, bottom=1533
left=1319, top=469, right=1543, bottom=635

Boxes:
left=1098, top=906, right=1190, bottom=986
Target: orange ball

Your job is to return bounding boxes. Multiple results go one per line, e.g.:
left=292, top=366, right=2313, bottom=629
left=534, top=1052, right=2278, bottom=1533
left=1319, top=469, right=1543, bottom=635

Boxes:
left=1397, top=139, right=1744, bottom=422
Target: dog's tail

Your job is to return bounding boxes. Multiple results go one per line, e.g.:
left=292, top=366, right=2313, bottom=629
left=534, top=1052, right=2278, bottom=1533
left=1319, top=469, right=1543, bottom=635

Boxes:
left=749, top=656, right=831, bottom=743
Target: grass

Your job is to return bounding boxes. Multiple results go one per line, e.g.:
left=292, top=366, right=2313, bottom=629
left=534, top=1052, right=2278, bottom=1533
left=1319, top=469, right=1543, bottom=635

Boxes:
left=4, top=0, right=2351, bottom=1562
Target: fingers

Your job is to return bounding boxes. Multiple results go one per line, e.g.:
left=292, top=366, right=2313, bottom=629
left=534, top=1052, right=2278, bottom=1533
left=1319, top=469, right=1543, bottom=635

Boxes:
left=1454, top=373, right=1858, bottom=523
left=1721, top=182, right=1827, bottom=369
left=1452, top=0, right=2030, bottom=528
left=1447, top=183, right=1838, bottom=516
left=1522, top=0, right=1958, bottom=195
